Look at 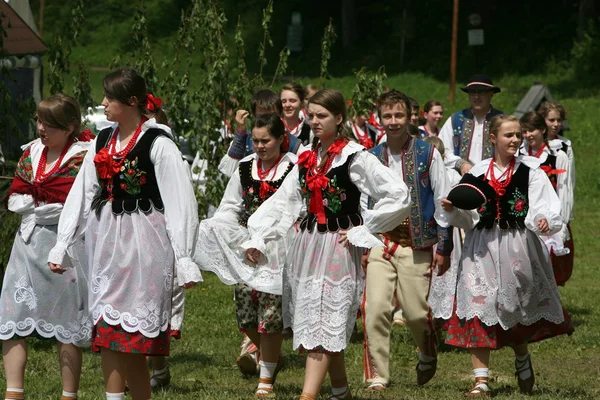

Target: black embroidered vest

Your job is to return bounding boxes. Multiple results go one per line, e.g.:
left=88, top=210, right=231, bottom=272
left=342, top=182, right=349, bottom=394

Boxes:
left=541, top=153, right=558, bottom=189
left=297, top=123, right=311, bottom=146
left=238, top=158, right=294, bottom=227
left=92, top=127, right=167, bottom=215
left=298, top=152, right=363, bottom=233
left=476, top=164, right=530, bottom=230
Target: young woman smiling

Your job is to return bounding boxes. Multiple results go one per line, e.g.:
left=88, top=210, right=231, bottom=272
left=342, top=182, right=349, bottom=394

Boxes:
left=419, top=100, right=444, bottom=137
left=280, top=83, right=312, bottom=145
left=242, top=89, right=410, bottom=400
left=441, top=115, right=573, bottom=398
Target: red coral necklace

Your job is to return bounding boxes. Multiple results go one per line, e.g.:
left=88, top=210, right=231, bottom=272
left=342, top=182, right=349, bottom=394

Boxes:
left=35, top=138, right=74, bottom=183
left=487, top=157, right=516, bottom=222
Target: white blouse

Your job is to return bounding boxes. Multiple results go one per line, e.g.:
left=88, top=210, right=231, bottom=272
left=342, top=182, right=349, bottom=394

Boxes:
left=215, top=152, right=298, bottom=224
left=520, top=139, right=573, bottom=222
left=445, top=156, right=564, bottom=236
left=241, top=141, right=411, bottom=255
left=47, top=119, right=202, bottom=286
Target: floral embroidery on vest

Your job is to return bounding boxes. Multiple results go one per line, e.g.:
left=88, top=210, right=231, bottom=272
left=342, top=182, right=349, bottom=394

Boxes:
left=322, top=175, right=347, bottom=214
left=507, top=187, right=528, bottom=217
left=116, top=157, right=147, bottom=196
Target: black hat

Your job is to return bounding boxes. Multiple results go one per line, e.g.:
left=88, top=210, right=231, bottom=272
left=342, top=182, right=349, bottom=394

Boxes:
left=460, top=74, right=501, bottom=93
left=447, top=174, right=496, bottom=210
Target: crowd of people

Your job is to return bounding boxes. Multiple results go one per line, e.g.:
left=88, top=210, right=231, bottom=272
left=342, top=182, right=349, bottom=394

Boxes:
left=0, top=68, right=576, bottom=400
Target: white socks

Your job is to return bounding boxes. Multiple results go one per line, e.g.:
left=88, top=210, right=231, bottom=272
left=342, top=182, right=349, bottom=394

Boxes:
left=331, top=385, right=348, bottom=396
left=471, top=368, right=490, bottom=393
left=5, top=388, right=24, bottom=400
left=257, top=360, right=277, bottom=390
left=418, top=352, right=436, bottom=371
left=515, top=353, right=532, bottom=380
left=62, top=391, right=78, bottom=399
left=105, top=393, right=125, bottom=400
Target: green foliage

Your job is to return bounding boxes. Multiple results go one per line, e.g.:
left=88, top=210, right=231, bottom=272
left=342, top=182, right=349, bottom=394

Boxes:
left=270, top=47, right=290, bottom=87
left=319, top=18, right=337, bottom=88
left=230, top=16, right=252, bottom=112
left=192, top=0, right=230, bottom=217
left=350, top=66, right=387, bottom=118
left=0, top=10, right=36, bottom=153
left=256, top=0, right=274, bottom=83
left=129, top=4, right=160, bottom=93
left=47, top=0, right=84, bottom=95
left=72, top=59, right=95, bottom=114
left=0, top=161, right=20, bottom=276
left=570, top=18, right=600, bottom=84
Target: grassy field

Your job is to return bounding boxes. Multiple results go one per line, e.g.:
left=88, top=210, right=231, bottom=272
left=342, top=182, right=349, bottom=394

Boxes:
left=2, top=73, right=600, bottom=399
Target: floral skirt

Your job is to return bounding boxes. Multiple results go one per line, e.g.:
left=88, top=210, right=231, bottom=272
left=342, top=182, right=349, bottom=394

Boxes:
left=92, top=319, right=170, bottom=356
left=235, top=283, right=283, bottom=334
left=551, top=224, right=574, bottom=286
left=444, top=305, right=574, bottom=349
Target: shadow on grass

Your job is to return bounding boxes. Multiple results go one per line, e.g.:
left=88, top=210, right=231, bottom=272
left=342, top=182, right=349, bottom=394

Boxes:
left=565, top=305, right=593, bottom=327
left=169, top=351, right=214, bottom=366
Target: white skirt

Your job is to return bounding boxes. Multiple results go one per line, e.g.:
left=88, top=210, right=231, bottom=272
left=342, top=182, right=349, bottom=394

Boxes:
left=85, top=204, right=174, bottom=338
left=0, top=225, right=91, bottom=346
left=429, top=227, right=463, bottom=320
left=195, top=217, right=291, bottom=295
left=283, top=227, right=364, bottom=352
left=454, top=227, right=565, bottom=329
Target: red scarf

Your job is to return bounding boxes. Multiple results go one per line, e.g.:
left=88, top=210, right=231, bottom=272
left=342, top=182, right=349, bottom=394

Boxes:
left=297, top=138, right=349, bottom=224
left=8, top=146, right=85, bottom=205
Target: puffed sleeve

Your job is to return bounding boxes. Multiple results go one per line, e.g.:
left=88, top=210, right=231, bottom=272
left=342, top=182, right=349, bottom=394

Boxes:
left=525, top=167, right=563, bottom=236
left=429, top=149, right=451, bottom=228
left=211, top=169, right=245, bottom=225
left=347, top=151, right=411, bottom=248
left=152, top=136, right=203, bottom=286
left=48, top=142, right=100, bottom=266
left=567, top=145, right=576, bottom=192
left=438, top=117, right=461, bottom=169
left=555, top=150, right=573, bottom=222
left=242, top=165, right=304, bottom=255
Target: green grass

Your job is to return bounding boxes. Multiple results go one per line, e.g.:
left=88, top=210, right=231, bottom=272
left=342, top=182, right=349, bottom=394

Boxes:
left=2, top=72, right=600, bottom=399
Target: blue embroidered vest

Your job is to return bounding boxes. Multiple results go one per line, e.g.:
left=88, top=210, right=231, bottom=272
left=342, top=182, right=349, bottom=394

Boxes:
left=237, top=158, right=294, bottom=227
left=298, top=152, right=363, bottom=233
left=475, top=164, right=530, bottom=230
left=369, top=139, right=451, bottom=253
left=450, top=106, right=503, bottom=160
left=92, top=127, right=166, bottom=215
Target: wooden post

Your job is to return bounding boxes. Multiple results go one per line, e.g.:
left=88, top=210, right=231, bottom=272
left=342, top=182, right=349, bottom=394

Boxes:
left=449, top=0, right=459, bottom=104
left=39, top=0, right=45, bottom=38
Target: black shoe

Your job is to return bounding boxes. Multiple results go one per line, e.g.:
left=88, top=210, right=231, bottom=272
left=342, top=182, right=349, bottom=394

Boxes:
left=416, top=358, right=437, bottom=386
left=515, top=354, right=535, bottom=394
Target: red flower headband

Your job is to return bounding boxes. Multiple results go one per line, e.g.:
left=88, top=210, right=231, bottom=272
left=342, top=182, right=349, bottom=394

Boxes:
left=146, top=94, right=163, bottom=112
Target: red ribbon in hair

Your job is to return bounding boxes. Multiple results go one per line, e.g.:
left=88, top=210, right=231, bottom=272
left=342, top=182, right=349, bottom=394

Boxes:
left=146, top=94, right=163, bottom=112
left=78, top=128, right=95, bottom=142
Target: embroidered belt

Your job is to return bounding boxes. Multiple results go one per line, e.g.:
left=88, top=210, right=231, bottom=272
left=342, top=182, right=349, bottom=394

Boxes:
left=299, top=212, right=363, bottom=234
left=382, top=218, right=411, bottom=250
